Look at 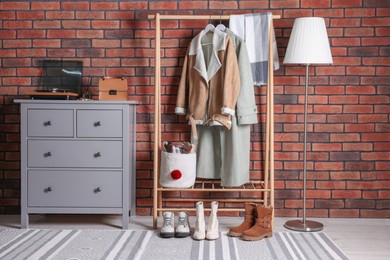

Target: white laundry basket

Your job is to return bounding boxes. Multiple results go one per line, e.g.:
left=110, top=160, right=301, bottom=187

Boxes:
left=159, top=150, right=196, bottom=188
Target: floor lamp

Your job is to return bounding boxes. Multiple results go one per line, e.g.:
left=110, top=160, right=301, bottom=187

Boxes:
left=283, top=17, right=333, bottom=232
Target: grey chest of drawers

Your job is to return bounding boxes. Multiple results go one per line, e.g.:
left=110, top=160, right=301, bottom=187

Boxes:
left=15, top=100, right=137, bottom=229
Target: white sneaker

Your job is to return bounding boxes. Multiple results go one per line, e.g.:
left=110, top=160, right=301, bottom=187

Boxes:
left=175, top=211, right=190, bottom=238
left=160, top=211, right=174, bottom=238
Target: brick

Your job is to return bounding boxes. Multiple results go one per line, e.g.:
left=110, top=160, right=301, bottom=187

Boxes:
left=346, top=85, right=375, bottom=94
left=344, top=105, right=373, bottom=113
left=149, top=1, right=177, bottom=10
left=31, top=2, right=60, bottom=10
left=107, top=12, right=134, bottom=20
left=330, top=76, right=359, bottom=85
left=332, top=38, right=361, bottom=47
left=363, top=191, right=378, bottom=199
left=312, top=143, right=341, bottom=151
left=330, top=152, right=360, bottom=161
left=345, top=8, right=375, bottom=17
left=316, top=66, right=345, bottom=75
left=362, top=152, right=390, bottom=161
left=92, top=20, right=120, bottom=29
left=376, top=123, right=390, bottom=132
left=362, top=17, right=390, bottom=26
left=377, top=7, right=390, bottom=16
left=379, top=191, right=390, bottom=199
left=377, top=201, right=390, bottom=209
left=346, top=162, right=375, bottom=171
left=62, top=39, right=90, bottom=48
left=375, top=106, right=390, bottom=114
left=46, top=11, right=75, bottom=19
left=315, top=200, right=344, bottom=208
left=363, top=0, right=389, bottom=7
left=360, top=95, right=389, bottom=104
left=47, top=30, right=76, bottom=38
left=62, top=20, right=90, bottom=29
left=3, top=21, right=32, bottom=29
left=331, top=171, right=361, bottom=180
left=328, top=114, right=357, bottom=123
left=330, top=209, right=359, bottom=217
left=330, top=133, right=360, bottom=142
left=348, top=47, right=378, bottom=56
left=363, top=37, right=390, bottom=46
left=345, top=28, right=374, bottom=37
left=375, top=143, right=390, bottom=151
left=377, top=67, right=390, bottom=76
left=47, top=49, right=75, bottom=57
left=61, top=2, right=89, bottom=10
left=317, top=181, right=347, bottom=189
left=306, top=190, right=331, bottom=199
left=314, top=9, right=344, bottom=17
left=315, top=124, right=344, bottom=132
left=331, top=18, right=361, bottom=27
left=301, top=0, right=330, bottom=7
left=17, top=30, right=45, bottom=39
left=179, top=1, right=208, bottom=9
left=378, top=86, right=390, bottom=94
left=1, top=2, right=29, bottom=10
left=332, top=190, right=361, bottom=198
left=17, top=68, right=41, bottom=76
left=105, top=30, right=134, bottom=39
left=315, top=86, right=344, bottom=95
left=75, top=11, right=104, bottom=19
left=329, top=95, right=358, bottom=104
left=3, top=58, right=31, bottom=67
left=376, top=27, right=390, bottom=36
left=76, top=30, right=103, bottom=38
left=91, top=58, right=120, bottom=67
left=271, top=0, right=299, bottom=8
left=314, top=105, right=342, bottom=114
left=343, top=143, right=373, bottom=151
left=17, top=49, right=46, bottom=57
left=315, top=162, right=344, bottom=170
left=362, top=133, right=390, bottom=141
left=91, top=2, right=118, bottom=10
left=358, top=114, right=388, bottom=123
left=376, top=162, right=390, bottom=171
left=333, top=57, right=361, bottom=65
left=283, top=9, right=313, bottom=18
left=361, top=210, right=390, bottom=218
left=17, top=11, right=45, bottom=20
left=333, top=0, right=363, bottom=7
left=33, top=20, right=61, bottom=29
left=362, top=77, right=390, bottom=85
left=239, top=1, right=268, bottom=9
left=92, top=39, right=120, bottom=48
left=3, top=77, right=31, bottom=85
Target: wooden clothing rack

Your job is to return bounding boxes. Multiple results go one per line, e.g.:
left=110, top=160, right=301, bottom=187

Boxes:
left=148, top=13, right=279, bottom=229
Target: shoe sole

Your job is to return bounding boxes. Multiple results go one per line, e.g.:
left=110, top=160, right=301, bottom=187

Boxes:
left=175, top=232, right=190, bottom=238
left=227, top=231, right=243, bottom=237
left=160, top=232, right=175, bottom=238
left=241, top=232, right=273, bottom=241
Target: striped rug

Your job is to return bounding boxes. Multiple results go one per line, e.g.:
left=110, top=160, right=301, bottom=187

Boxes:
left=0, top=229, right=348, bottom=260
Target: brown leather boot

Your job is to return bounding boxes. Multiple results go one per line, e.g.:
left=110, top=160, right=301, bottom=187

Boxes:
left=228, top=203, right=257, bottom=237
left=242, top=205, right=273, bottom=241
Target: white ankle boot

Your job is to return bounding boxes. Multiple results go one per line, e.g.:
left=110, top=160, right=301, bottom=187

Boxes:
left=160, top=211, right=174, bottom=238
left=193, top=201, right=206, bottom=240
left=206, top=201, right=219, bottom=240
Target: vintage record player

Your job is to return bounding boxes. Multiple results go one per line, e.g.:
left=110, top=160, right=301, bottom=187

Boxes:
left=27, top=60, right=83, bottom=100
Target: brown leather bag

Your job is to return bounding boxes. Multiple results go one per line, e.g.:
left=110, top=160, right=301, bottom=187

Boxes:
left=98, top=77, right=128, bottom=100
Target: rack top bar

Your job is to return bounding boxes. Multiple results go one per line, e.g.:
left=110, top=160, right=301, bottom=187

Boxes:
left=147, top=14, right=281, bottom=20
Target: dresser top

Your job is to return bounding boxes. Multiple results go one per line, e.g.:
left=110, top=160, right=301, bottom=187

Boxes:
left=14, top=99, right=138, bottom=105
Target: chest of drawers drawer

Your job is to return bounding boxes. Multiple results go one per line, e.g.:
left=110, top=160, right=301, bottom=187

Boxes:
left=27, top=170, right=122, bottom=207
left=27, top=109, right=73, bottom=137
left=76, top=110, right=123, bottom=138
left=27, top=140, right=123, bottom=168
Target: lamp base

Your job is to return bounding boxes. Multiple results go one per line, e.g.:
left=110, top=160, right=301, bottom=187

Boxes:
left=284, top=219, right=323, bottom=232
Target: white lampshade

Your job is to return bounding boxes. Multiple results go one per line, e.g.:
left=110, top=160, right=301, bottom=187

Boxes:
left=284, top=17, right=333, bottom=65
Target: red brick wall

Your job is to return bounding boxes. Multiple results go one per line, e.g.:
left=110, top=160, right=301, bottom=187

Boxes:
left=0, top=1, right=389, bottom=218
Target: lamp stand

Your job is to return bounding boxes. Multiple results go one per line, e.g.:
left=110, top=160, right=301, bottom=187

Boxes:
left=284, top=64, right=324, bottom=232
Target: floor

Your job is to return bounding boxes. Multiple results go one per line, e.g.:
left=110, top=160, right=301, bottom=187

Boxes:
left=0, top=215, right=389, bottom=260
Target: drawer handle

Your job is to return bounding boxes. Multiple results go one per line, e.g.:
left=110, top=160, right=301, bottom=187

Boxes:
left=44, top=152, right=52, bottom=157
left=44, top=187, right=52, bottom=193
left=43, top=121, right=52, bottom=127
left=94, top=152, right=102, bottom=158
left=94, top=121, right=102, bottom=127
left=94, top=187, right=102, bottom=193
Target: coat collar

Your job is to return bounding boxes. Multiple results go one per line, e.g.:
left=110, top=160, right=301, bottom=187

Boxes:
left=188, top=29, right=227, bottom=83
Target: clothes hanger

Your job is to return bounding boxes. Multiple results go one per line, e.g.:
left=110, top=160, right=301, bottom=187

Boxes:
left=204, top=15, right=215, bottom=34
left=215, top=14, right=226, bottom=32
